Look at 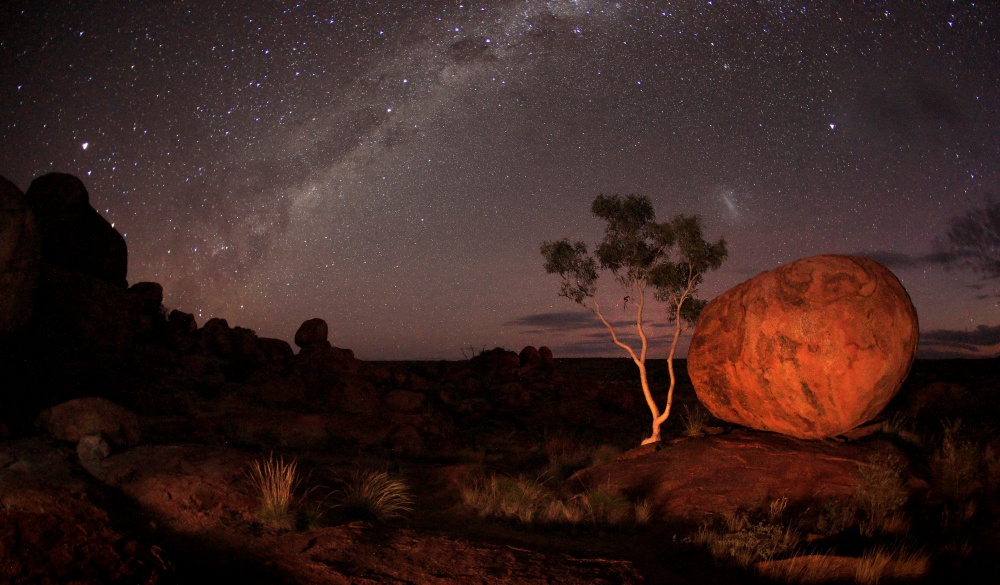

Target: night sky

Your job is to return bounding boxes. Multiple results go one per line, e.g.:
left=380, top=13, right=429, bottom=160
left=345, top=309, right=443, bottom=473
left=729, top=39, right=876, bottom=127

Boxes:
left=2, top=1, right=998, bottom=360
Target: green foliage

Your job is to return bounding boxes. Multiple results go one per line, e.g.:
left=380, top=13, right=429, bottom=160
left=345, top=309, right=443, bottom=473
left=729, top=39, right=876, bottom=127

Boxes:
left=648, top=214, right=727, bottom=325
left=540, top=194, right=727, bottom=316
left=540, top=239, right=597, bottom=303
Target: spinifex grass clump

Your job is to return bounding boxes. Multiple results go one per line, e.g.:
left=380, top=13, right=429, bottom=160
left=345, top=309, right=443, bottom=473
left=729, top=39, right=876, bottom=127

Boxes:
left=245, top=453, right=302, bottom=529
left=335, top=469, right=413, bottom=522
left=460, top=473, right=649, bottom=528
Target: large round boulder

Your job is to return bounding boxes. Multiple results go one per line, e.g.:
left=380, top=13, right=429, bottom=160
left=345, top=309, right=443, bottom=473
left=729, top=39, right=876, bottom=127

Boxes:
left=294, top=318, right=329, bottom=348
left=688, top=254, right=918, bottom=439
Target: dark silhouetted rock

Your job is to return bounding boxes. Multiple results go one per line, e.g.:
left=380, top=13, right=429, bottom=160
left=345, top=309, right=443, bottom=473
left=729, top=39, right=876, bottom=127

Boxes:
left=200, top=317, right=233, bottom=357
left=519, top=345, right=541, bottom=366
left=295, top=317, right=329, bottom=348
left=37, top=397, right=141, bottom=448
left=292, top=343, right=360, bottom=402
left=688, top=255, right=918, bottom=439
left=230, top=326, right=257, bottom=356
left=470, top=347, right=520, bottom=377
left=901, top=382, right=972, bottom=423
left=385, top=390, right=425, bottom=412
left=0, top=176, right=40, bottom=342
left=128, top=281, right=162, bottom=313
left=25, top=173, right=127, bottom=287
left=573, top=432, right=906, bottom=521
left=168, top=309, right=197, bottom=334
left=539, top=346, right=554, bottom=365
left=256, top=337, right=294, bottom=362
left=29, top=265, right=136, bottom=396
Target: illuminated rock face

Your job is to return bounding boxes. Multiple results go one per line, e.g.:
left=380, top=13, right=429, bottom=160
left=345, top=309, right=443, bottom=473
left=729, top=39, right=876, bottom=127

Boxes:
left=688, top=255, right=918, bottom=439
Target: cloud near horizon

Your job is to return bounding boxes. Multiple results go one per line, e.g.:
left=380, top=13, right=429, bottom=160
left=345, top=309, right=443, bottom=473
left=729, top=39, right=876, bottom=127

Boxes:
left=921, top=324, right=1000, bottom=349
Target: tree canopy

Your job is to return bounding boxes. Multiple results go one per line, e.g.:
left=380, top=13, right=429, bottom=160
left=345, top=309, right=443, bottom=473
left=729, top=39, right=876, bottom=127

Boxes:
left=540, top=193, right=727, bottom=444
left=947, top=201, right=1000, bottom=280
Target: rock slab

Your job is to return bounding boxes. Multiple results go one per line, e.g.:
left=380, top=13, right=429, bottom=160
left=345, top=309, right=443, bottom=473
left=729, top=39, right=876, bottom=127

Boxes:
left=573, top=432, right=904, bottom=521
left=688, top=254, right=918, bottom=439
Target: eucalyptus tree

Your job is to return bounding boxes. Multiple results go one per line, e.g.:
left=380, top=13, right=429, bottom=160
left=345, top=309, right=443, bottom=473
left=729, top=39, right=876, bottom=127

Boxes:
left=947, top=201, right=1000, bottom=280
left=541, top=193, right=727, bottom=444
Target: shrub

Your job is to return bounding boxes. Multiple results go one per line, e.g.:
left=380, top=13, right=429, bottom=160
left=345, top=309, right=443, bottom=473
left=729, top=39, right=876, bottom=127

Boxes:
left=815, top=499, right=859, bottom=537
left=336, top=469, right=413, bottom=522
left=693, top=519, right=800, bottom=567
left=689, top=499, right=805, bottom=568
left=245, top=453, right=301, bottom=528
left=855, top=453, right=909, bottom=537
left=930, top=420, right=982, bottom=505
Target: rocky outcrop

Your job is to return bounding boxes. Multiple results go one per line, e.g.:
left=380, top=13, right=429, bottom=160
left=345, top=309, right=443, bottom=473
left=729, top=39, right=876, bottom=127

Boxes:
left=688, top=255, right=918, bottom=439
left=573, top=432, right=906, bottom=521
left=25, top=172, right=127, bottom=287
left=128, top=281, right=162, bottom=313
left=0, top=176, right=40, bottom=342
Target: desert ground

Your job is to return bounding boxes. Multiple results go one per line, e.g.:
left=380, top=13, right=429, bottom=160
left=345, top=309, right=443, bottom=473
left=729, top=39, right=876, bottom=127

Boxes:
left=4, top=349, right=1000, bottom=584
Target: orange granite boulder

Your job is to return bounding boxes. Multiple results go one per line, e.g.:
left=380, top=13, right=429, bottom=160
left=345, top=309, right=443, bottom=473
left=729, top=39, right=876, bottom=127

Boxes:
left=688, top=254, right=918, bottom=439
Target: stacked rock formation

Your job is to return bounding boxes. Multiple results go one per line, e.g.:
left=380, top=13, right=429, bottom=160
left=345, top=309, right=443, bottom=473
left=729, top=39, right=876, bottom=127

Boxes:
left=688, top=254, right=918, bottom=439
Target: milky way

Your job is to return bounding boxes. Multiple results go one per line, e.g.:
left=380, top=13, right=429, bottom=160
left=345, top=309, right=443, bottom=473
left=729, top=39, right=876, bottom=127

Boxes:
left=3, top=1, right=998, bottom=359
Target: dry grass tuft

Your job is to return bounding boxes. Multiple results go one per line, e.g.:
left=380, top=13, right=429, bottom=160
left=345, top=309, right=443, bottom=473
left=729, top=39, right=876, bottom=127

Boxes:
left=854, top=546, right=930, bottom=585
left=245, top=453, right=302, bottom=528
left=681, top=404, right=711, bottom=436
left=336, top=469, right=413, bottom=522
left=460, top=474, right=648, bottom=528
left=589, top=444, right=623, bottom=467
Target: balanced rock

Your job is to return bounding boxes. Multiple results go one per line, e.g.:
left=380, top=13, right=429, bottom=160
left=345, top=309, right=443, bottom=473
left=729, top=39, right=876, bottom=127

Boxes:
left=294, top=318, right=329, bottom=348
left=688, top=255, right=918, bottom=439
